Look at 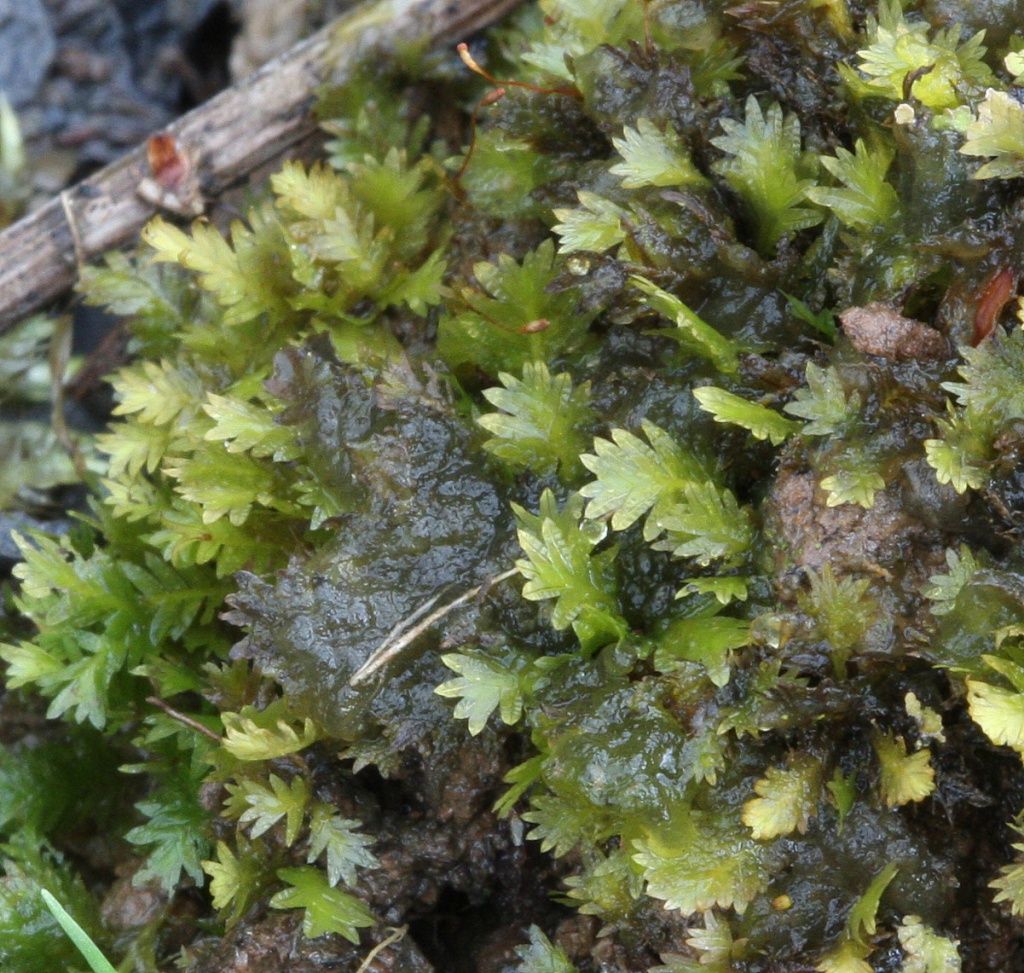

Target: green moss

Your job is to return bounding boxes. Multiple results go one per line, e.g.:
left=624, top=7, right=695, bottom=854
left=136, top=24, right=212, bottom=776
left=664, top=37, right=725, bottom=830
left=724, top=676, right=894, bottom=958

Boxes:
left=9, top=0, right=1024, bottom=968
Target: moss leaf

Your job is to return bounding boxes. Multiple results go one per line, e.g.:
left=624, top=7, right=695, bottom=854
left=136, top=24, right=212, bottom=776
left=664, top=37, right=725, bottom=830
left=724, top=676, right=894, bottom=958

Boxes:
left=742, top=753, right=824, bottom=839
left=609, top=118, right=706, bottom=189
left=478, top=362, right=594, bottom=482
left=961, top=89, right=1024, bottom=179
left=805, top=139, right=898, bottom=231
left=634, top=809, right=774, bottom=915
left=784, top=363, right=861, bottom=437
left=225, top=774, right=310, bottom=846
left=513, top=490, right=625, bottom=651
left=580, top=420, right=707, bottom=532
left=967, top=679, right=1024, bottom=753
left=436, top=649, right=529, bottom=735
left=220, top=711, right=319, bottom=761
left=306, top=804, right=378, bottom=887
left=710, top=96, right=821, bottom=254
left=270, top=866, right=374, bottom=942
left=873, top=734, right=935, bottom=807
left=897, top=915, right=961, bottom=973
left=693, top=386, right=800, bottom=446
left=514, top=925, right=580, bottom=973
left=552, top=190, right=628, bottom=254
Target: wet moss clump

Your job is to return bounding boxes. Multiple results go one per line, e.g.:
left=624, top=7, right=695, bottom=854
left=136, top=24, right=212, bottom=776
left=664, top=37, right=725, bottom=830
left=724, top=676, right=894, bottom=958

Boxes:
left=8, top=0, right=1024, bottom=969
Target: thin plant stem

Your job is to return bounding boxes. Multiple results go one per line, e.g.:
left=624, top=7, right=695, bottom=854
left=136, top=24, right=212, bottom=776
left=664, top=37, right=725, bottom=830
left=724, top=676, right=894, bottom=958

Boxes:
left=349, top=568, right=519, bottom=685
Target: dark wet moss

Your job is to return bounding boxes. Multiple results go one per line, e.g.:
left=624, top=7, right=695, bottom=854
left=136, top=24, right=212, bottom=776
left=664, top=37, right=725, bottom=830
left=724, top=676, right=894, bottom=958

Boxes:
left=11, top=0, right=1024, bottom=970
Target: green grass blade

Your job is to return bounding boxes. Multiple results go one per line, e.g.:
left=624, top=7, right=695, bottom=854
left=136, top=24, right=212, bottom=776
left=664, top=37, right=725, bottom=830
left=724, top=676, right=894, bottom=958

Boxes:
left=40, top=889, right=118, bottom=973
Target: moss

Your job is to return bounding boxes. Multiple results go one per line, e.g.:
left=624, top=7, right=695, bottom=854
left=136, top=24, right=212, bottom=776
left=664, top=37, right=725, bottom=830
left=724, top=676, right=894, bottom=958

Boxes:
left=10, top=0, right=1024, bottom=969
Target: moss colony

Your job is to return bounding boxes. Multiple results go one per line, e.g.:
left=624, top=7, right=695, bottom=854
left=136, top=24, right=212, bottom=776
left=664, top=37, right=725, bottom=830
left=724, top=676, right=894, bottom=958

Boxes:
left=10, top=0, right=1024, bottom=968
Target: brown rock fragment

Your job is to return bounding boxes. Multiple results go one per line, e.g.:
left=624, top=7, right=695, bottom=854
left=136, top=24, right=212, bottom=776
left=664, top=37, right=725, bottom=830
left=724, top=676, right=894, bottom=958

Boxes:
left=762, top=466, right=950, bottom=644
left=839, top=303, right=949, bottom=361
left=765, top=469, right=930, bottom=580
left=100, top=872, right=167, bottom=932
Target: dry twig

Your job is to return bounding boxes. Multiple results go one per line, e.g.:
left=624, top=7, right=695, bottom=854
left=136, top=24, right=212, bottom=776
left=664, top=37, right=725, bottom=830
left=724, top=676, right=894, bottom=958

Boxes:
left=349, top=567, right=520, bottom=685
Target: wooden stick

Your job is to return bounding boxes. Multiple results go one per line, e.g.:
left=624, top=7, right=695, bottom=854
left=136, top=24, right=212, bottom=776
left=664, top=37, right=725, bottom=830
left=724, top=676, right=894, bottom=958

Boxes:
left=0, top=0, right=523, bottom=334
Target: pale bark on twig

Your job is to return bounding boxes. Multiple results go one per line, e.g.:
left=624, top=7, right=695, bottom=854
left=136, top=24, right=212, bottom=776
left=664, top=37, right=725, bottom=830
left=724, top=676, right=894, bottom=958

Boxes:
left=0, top=0, right=523, bottom=334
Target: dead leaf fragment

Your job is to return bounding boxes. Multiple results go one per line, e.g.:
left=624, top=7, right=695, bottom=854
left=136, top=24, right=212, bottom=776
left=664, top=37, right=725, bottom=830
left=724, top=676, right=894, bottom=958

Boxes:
left=839, top=303, right=949, bottom=362
left=972, top=267, right=1019, bottom=345
left=136, top=134, right=204, bottom=216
